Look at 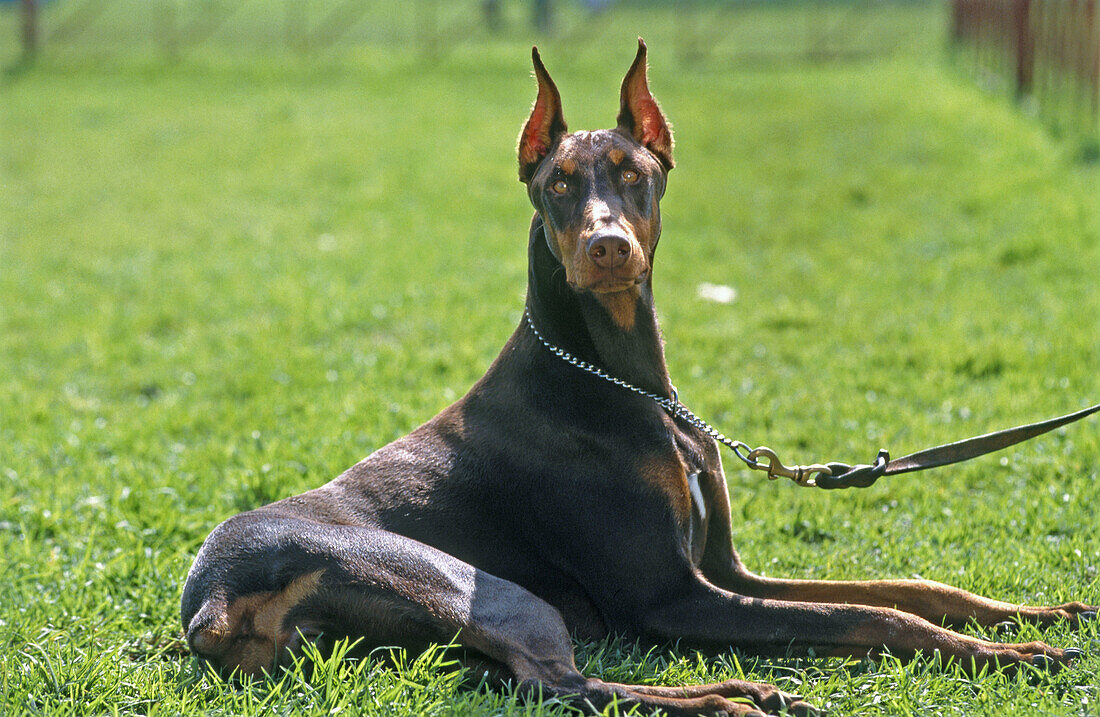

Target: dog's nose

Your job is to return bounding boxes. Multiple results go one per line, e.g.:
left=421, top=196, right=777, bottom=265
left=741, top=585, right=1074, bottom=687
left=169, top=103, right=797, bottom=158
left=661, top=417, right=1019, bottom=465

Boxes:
left=586, top=233, right=631, bottom=269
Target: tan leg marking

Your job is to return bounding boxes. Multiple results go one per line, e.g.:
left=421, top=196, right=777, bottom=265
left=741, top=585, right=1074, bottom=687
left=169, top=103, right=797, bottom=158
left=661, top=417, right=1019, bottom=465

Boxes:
left=214, top=570, right=325, bottom=677
left=637, top=452, right=690, bottom=525
left=252, top=570, right=324, bottom=639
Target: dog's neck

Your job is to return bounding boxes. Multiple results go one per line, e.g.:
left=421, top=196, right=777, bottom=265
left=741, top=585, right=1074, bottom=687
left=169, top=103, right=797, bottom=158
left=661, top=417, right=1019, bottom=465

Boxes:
left=525, top=215, right=673, bottom=399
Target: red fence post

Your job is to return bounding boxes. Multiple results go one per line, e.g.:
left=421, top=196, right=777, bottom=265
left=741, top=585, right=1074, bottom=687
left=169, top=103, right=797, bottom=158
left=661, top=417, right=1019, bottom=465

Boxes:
left=951, top=0, right=965, bottom=42
left=956, top=0, right=1098, bottom=135
left=1014, top=0, right=1034, bottom=95
left=1088, top=0, right=1100, bottom=118
left=21, top=0, right=37, bottom=59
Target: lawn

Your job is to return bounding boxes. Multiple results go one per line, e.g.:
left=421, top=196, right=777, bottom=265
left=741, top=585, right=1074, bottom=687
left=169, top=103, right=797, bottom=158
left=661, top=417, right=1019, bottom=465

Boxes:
left=1, top=1, right=1099, bottom=714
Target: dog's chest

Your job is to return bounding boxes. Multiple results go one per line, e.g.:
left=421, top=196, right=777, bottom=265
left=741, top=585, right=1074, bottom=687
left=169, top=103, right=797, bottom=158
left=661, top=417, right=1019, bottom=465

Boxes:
left=668, top=424, right=711, bottom=562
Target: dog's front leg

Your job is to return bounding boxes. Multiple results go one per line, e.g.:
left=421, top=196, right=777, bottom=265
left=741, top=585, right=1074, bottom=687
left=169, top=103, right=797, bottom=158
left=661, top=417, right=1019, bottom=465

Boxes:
left=693, top=470, right=1096, bottom=630
left=641, top=579, right=1082, bottom=672
left=717, top=570, right=1097, bottom=630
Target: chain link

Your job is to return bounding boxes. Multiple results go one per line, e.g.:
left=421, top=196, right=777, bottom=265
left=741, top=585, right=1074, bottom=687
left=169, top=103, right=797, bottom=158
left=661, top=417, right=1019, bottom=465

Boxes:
left=523, top=309, right=832, bottom=486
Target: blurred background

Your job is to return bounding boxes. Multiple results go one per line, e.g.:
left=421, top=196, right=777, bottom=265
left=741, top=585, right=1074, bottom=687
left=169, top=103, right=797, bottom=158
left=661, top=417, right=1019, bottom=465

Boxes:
left=2, top=1, right=1098, bottom=143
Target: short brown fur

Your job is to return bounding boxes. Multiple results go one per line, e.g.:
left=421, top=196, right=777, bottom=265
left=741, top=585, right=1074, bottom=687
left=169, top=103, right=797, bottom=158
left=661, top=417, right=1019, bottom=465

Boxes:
left=594, top=287, right=640, bottom=331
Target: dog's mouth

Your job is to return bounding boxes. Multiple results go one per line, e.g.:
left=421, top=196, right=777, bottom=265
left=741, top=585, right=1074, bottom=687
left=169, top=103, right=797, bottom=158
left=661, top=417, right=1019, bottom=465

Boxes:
left=570, top=269, right=648, bottom=294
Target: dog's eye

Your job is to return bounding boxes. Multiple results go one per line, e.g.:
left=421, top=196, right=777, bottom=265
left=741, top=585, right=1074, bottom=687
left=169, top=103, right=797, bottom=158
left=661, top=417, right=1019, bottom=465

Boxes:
left=551, top=180, right=569, bottom=195
left=621, top=169, right=639, bottom=184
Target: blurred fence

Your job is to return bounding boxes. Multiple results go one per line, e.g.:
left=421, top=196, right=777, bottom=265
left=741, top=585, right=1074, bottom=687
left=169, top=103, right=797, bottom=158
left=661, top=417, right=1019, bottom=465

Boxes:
left=2, top=0, right=939, bottom=66
left=951, top=0, right=1100, bottom=139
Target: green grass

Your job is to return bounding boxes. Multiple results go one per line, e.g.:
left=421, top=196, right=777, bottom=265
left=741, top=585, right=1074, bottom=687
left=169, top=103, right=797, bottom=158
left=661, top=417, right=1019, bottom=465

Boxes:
left=2, top=1, right=1099, bottom=714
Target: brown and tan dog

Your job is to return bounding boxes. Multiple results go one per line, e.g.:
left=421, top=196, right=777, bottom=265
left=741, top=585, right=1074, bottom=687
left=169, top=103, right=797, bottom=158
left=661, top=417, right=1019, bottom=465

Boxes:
left=182, top=41, right=1093, bottom=715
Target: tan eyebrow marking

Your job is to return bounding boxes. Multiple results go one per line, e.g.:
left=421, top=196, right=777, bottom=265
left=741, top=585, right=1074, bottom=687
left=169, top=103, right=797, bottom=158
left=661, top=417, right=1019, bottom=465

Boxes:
left=608, top=149, right=625, bottom=165
left=560, top=158, right=577, bottom=175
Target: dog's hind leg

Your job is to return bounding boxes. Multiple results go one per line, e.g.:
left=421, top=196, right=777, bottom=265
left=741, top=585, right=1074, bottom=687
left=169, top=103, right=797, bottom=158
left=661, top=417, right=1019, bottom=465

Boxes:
left=181, top=511, right=582, bottom=685
left=182, top=511, right=805, bottom=715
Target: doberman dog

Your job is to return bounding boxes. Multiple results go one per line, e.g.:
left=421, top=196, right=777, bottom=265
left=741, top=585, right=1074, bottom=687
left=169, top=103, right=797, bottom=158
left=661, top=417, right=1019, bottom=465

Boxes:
left=182, top=41, right=1095, bottom=716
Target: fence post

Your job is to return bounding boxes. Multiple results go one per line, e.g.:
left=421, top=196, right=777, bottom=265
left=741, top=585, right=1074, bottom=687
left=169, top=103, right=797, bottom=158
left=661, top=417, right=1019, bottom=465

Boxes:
left=1089, top=0, right=1099, bottom=118
left=950, top=0, right=964, bottom=42
left=21, top=0, right=37, bottom=59
left=1013, top=0, right=1034, bottom=96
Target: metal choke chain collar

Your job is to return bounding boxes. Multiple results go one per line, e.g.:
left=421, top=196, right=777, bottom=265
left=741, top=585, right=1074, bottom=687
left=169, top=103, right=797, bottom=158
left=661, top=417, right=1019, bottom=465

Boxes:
left=523, top=309, right=835, bottom=487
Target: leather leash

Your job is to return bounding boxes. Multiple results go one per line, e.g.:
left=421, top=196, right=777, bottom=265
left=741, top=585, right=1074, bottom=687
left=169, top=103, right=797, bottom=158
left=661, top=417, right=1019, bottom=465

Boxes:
left=815, top=402, right=1100, bottom=489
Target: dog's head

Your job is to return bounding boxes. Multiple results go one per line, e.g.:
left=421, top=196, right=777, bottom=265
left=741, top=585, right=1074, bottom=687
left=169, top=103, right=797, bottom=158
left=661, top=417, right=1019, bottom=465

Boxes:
left=518, top=40, right=673, bottom=297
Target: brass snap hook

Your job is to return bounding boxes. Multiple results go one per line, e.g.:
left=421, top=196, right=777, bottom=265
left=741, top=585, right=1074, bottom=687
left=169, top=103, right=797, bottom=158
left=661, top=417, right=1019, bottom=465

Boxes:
left=745, top=446, right=833, bottom=487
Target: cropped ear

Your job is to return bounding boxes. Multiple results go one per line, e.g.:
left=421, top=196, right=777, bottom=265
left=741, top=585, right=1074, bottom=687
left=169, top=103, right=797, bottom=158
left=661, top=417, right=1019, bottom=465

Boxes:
left=617, top=39, right=674, bottom=171
left=518, top=47, right=567, bottom=184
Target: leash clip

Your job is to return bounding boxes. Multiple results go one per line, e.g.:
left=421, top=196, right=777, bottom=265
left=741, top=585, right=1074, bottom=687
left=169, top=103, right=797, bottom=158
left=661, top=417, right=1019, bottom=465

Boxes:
left=814, top=449, right=891, bottom=490
left=745, top=446, right=834, bottom=488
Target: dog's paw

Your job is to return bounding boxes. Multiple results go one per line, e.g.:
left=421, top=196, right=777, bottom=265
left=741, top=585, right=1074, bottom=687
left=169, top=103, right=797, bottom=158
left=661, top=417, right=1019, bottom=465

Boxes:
left=758, top=694, right=822, bottom=716
left=1009, top=642, right=1083, bottom=672
left=1044, top=602, right=1097, bottom=628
